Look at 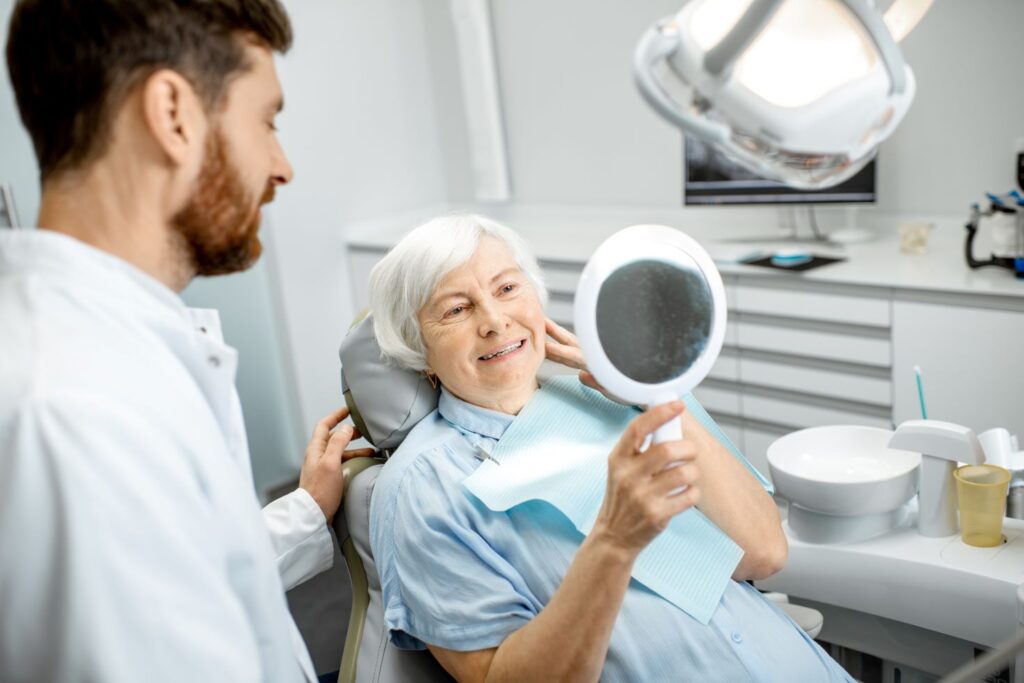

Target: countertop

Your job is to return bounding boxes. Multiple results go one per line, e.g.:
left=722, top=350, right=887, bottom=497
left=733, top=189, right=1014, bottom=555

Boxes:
left=345, top=204, right=1024, bottom=302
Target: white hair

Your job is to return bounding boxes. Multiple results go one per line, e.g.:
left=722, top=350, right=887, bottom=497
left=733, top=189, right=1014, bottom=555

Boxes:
left=368, top=214, right=548, bottom=371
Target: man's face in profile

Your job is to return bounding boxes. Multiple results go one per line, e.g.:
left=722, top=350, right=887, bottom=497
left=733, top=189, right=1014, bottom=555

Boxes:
left=172, top=43, right=292, bottom=276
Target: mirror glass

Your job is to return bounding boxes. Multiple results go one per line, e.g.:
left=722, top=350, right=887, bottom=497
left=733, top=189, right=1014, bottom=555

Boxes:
left=595, top=258, right=713, bottom=384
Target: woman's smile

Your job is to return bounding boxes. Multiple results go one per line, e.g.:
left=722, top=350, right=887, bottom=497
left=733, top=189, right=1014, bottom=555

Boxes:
left=477, top=338, right=528, bottom=364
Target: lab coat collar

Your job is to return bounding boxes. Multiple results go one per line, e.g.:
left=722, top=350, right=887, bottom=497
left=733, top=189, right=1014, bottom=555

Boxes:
left=0, top=228, right=192, bottom=326
left=437, top=386, right=516, bottom=441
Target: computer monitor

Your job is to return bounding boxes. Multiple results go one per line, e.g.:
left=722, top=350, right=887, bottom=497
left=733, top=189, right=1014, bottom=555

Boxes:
left=684, top=136, right=876, bottom=206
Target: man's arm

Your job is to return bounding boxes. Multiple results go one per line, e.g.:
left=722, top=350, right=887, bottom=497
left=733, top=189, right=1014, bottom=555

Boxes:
left=262, top=407, right=374, bottom=591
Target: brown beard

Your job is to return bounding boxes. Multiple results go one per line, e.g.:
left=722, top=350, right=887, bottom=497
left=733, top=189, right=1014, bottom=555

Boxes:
left=171, top=129, right=273, bottom=276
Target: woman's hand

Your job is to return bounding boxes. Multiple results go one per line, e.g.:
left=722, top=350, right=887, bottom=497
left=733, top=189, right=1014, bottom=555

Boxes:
left=591, top=402, right=701, bottom=559
left=544, top=317, right=628, bottom=404
left=298, top=407, right=376, bottom=524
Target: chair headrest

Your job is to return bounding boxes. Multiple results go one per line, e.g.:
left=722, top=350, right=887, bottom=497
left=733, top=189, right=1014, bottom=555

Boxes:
left=339, top=313, right=440, bottom=453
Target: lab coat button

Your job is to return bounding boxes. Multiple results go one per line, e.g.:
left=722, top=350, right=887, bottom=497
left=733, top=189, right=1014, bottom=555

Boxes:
left=208, top=355, right=221, bottom=368
left=731, top=632, right=742, bottom=644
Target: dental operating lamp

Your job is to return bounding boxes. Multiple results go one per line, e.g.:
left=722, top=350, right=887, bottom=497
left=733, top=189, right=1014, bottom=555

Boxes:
left=634, top=0, right=933, bottom=189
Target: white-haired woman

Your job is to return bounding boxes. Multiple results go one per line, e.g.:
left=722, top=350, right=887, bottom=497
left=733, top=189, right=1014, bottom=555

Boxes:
left=367, top=214, right=853, bottom=683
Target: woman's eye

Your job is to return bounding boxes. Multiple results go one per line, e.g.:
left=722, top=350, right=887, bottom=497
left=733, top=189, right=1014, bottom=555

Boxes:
left=445, top=306, right=466, bottom=318
left=500, top=283, right=517, bottom=294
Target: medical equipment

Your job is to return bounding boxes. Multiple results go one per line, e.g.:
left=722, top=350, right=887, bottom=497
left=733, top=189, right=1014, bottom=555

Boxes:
left=634, top=0, right=932, bottom=189
left=954, top=464, right=1012, bottom=548
left=914, top=364, right=928, bottom=419
left=574, top=225, right=727, bottom=444
left=965, top=198, right=1024, bottom=278
left=1016, top=137, right=1024, bottom=194
left=0, top=183, right=20, bottom=228
left=888, top=420, right=987, bottom=538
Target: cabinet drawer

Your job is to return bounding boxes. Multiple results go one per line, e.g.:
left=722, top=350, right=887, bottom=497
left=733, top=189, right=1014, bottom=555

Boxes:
left=743, top=395, right=892, bottom=431
left=692, top=384, right=741, bottom=416
left=708, top=354, right=739, bottom=382
left=734, top=285, right=890, bottom=328
left=547, top=298, right=574, bottom=326
left=736, top=322, right=891, bottom=367
left=739, top=358, right=891, bottom=406
left=541, top=263, right=582, bottom=295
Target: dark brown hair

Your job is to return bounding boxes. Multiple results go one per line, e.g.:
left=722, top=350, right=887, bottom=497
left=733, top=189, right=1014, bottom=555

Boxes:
left=5, top=0, right=292, bottom=180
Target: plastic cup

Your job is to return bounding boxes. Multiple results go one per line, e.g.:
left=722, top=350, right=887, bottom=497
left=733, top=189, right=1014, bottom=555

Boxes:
left=954, top=464, right=1011, bottom=547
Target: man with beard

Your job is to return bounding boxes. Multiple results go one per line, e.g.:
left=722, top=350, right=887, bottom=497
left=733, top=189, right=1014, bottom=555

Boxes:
left=0, top=1, right=370, bottom=681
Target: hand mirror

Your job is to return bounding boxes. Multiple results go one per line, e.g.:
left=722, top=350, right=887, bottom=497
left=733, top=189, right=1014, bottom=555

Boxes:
left=574, top=224, right=727, bottom=444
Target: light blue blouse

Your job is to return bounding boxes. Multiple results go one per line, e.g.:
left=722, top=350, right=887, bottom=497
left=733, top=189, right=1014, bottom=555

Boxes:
left=370, top=385, right=854, bottom=682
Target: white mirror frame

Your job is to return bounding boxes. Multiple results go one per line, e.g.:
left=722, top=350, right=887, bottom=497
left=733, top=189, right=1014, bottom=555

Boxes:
left=574, top=224, right=728, bottom=430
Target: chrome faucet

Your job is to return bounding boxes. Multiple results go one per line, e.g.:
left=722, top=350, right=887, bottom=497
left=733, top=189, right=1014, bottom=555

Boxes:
left=888, top=420, right=986, bottom=537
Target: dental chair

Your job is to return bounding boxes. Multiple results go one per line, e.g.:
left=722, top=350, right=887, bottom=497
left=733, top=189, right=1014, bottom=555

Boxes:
left=332, top=315, right=823, bottom=683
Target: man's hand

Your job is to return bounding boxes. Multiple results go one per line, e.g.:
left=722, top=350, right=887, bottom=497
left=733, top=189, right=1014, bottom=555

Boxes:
left=544, top=317, right=630, bottom=405
left=298, top=407, right=376, bottom=525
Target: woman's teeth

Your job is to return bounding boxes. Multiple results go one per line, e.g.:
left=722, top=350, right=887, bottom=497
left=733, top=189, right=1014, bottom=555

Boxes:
left=481, top=340, right=524, bottom=360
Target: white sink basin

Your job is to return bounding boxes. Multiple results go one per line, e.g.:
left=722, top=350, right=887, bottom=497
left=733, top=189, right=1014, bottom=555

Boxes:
left=768, top=426, right=921, bottom=543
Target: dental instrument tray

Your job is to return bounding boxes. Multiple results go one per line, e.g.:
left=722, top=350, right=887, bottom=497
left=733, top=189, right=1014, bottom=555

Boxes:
left=740, top=254, right=846, bottom=272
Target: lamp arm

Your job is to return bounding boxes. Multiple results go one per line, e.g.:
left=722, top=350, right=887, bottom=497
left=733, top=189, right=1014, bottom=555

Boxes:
left=883, top=0, right=934, bottom=42
left=633, top=20, right=729, bottom=144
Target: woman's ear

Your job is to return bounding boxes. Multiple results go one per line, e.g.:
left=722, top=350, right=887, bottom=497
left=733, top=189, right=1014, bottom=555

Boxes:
left=140, top=69, right=207, bottom=168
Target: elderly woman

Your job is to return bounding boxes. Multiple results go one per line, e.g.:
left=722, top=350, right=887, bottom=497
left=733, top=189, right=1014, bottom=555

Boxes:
left=367, top=214, right=852, bottom=683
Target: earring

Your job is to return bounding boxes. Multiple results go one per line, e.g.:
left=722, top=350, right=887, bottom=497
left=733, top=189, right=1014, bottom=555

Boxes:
left=423, top=371, right=438, bottom=390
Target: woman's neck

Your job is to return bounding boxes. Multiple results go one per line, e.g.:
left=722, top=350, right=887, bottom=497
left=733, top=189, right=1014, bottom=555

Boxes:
left=446, top=379, right=540, bottom=416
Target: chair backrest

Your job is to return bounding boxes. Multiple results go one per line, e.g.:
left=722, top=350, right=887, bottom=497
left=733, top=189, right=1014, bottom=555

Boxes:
left=333, top=459, right=452, bottom=683
left=335, top=314, right=451, bottom=683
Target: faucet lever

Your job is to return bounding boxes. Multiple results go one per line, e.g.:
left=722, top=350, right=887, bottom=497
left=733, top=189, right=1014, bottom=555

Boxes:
left=889, top=420, right=986, bottom=537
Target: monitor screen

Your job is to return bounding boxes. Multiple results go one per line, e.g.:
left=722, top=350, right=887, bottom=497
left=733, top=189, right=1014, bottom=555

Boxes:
left=684, top=135, right=876, bottom=206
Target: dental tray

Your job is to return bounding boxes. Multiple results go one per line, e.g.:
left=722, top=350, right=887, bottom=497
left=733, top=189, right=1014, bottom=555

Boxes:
left=741, top=255, right=846, bottom=272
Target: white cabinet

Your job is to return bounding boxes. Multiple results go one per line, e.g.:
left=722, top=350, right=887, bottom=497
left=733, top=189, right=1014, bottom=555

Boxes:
left=892, top=299, right=1024, bottom=438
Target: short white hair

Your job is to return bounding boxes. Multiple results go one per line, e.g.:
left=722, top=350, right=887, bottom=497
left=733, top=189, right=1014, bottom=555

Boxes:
left=368, top=214, right=548, bottom=371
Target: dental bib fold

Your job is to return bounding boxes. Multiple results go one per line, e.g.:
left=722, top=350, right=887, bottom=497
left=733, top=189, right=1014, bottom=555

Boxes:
left=463, top=375, right=759, bottom=624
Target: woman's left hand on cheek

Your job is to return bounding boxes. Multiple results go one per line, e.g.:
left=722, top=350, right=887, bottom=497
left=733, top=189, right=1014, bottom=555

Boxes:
left=545, top=317, right=631, bottom=406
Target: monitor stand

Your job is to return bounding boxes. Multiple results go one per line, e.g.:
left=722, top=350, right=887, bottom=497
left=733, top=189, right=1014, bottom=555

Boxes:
left=719, top=205, right=872, bottom=249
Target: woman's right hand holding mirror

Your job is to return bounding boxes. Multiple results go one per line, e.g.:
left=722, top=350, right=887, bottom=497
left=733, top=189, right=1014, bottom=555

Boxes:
left=592, top=401, right=701, bottom=558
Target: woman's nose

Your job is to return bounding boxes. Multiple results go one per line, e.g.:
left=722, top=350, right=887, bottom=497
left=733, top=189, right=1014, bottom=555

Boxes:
left=477, top=301, right=510, bottom=336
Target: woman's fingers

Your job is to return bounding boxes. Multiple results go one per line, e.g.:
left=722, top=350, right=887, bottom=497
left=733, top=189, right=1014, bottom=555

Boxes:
left=545, top=317, right=578, bottom=346
left=618, top=402, right=687, bottom=454
left=544, top=340, right=585, bottom=368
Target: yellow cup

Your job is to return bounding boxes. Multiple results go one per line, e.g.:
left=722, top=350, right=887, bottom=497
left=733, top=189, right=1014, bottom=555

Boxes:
left=954, top=464, right=1011, bottom=547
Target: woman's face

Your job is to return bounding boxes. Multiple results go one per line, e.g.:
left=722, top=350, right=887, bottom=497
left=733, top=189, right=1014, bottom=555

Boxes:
left=417, top=237, right=546, bottom=414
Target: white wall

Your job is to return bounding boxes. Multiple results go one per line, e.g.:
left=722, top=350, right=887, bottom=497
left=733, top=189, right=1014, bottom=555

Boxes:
left=267, top=0, right=449, bottom=432
left=428, top=0, right=1024, bottom=219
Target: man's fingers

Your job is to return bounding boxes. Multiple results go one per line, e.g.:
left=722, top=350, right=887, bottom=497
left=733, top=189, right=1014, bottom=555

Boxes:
left=622, top=402, right=686, bottom=453
left=341, top=448, right=378, bottom=462
left=311, top=406, right=351, bottom=442
left=323, top=424, right=355, bottom=461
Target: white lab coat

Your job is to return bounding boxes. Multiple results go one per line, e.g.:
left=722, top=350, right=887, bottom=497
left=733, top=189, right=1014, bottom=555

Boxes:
left=0, top=230, right=334, bottom=682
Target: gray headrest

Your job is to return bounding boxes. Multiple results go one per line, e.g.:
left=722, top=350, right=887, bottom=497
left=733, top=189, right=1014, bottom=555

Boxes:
left=339, top=314, right=440, bottom=452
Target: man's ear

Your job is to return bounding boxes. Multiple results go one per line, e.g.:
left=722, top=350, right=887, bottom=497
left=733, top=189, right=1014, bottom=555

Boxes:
left=140, top=69, right=206, bottom=167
